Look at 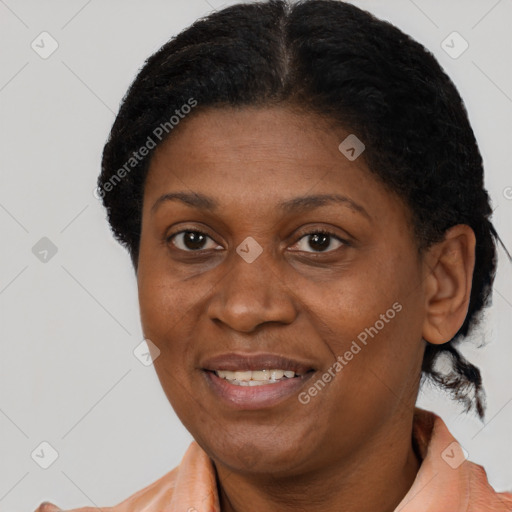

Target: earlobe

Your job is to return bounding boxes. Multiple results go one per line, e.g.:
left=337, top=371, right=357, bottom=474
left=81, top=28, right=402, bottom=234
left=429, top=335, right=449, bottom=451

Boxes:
left=422, top=225, right=476, bottom=345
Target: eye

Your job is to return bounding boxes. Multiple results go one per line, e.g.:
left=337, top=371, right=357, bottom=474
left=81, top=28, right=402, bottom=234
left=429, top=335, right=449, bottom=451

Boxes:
left=291, top=230, right=347, bottom=253
left=167, top=230, right=221, bottom=252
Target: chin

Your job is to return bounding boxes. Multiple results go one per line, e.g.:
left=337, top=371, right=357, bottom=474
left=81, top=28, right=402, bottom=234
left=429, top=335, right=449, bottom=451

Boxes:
left=200, top=430, right=311, bottom=475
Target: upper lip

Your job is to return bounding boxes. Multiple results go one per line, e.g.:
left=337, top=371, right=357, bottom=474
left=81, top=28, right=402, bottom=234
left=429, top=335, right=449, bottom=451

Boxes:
left=201, top=353, right=316, bottom=374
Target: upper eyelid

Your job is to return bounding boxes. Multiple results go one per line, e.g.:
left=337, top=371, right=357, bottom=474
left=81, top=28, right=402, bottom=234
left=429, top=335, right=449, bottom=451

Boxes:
left=167, top=227, right=348, bottom=250
left=290, top=230, right=348, bottom=251
left=167, top=227, right=220, bottom=244
left=167, top=230, right=221, bottom=250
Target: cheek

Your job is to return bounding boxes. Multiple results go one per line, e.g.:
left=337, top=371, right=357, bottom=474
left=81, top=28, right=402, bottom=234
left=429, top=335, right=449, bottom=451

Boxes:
left=137, top=233, right=198, bottom=335
left=308, top=244, right=424, bottom=385
left=137, top=260, right=193, bottom=360
left=311, top=247, right=414, bottom=332
left=137, top=267, right=204, bottom=415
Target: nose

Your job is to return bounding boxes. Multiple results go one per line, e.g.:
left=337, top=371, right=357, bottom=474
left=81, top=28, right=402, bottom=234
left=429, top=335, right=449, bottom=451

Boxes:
left=206, top=243, right=298, bottom=333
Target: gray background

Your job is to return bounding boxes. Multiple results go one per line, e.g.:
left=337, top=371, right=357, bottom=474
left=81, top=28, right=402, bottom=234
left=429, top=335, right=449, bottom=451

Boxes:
left=1, top=0, right=511, bottom=510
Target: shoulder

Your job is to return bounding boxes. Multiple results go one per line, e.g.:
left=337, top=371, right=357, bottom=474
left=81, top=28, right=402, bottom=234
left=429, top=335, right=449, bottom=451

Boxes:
left=466, top=462, right=512, bottom=512
left=34, top=504, right=112, bottom=512
left=404, top=408, right=512, bottom=512
left=33, top=441, right=211, bottom=512
left=33, top=465, right=180, bottom=512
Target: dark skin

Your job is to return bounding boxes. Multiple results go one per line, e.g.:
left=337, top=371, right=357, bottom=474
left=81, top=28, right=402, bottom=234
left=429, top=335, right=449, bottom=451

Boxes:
left=134, top=106, right=476, bottom=512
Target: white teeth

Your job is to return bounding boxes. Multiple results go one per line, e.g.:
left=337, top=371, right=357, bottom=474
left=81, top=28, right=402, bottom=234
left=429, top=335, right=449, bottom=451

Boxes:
left=251, top=370, right=269, bottom=381
left=215, top=369, right=300, bottom=385
left=233, top=371, right=252, bottom=381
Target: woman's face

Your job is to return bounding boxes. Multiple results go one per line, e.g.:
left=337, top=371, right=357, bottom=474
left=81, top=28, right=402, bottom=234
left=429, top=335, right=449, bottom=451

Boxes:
left=137, top=106, right=428, bottom=475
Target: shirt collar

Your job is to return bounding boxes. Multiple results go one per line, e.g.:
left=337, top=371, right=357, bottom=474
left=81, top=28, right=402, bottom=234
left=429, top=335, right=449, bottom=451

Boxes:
left=169, top=407, right=510, bottom=512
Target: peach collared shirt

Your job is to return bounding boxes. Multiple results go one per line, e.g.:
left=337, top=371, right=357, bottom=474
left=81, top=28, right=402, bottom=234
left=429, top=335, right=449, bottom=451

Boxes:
left=36, top=408, right=512, bottom=512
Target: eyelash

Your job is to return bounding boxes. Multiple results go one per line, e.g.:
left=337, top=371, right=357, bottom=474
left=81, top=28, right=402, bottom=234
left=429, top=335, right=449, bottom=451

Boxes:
left=165, top=228, right=350, bottom=254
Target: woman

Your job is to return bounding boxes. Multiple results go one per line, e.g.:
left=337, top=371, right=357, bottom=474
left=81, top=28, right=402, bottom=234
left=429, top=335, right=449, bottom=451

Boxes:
left=36, top=0, right=512, bottom=510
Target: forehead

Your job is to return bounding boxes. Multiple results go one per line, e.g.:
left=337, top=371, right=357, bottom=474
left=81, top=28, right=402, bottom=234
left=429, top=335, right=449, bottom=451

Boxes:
left=143, top=106, right=411, bottom=229
left=146, top=106, right=364, bottom=187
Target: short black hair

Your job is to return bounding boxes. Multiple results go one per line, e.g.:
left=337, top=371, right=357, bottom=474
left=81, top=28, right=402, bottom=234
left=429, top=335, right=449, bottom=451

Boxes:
left=98, top=0, right=510, bottom=419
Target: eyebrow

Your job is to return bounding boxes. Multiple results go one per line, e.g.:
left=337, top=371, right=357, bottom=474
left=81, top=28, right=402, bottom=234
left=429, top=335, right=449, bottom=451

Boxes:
left=151, top=191, right=371, bottom=221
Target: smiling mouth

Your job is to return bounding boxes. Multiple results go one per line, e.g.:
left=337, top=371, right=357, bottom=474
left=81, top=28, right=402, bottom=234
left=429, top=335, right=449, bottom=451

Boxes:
left=209, top=368, right=315, bottom=386
left=203, top=367, right=316, bottom=410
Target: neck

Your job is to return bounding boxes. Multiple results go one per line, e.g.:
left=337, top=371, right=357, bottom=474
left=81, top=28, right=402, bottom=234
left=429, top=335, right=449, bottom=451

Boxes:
left=214, top=413, right=421, bottom=512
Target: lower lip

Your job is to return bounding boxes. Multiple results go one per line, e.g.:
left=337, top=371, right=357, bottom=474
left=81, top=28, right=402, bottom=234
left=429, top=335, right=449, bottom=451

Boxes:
left=203, top=370, right=315, bottom=410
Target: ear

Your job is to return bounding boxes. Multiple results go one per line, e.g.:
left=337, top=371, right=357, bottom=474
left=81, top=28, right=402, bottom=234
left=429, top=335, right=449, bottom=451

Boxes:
left=422, top=225, right=476, bottom=345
